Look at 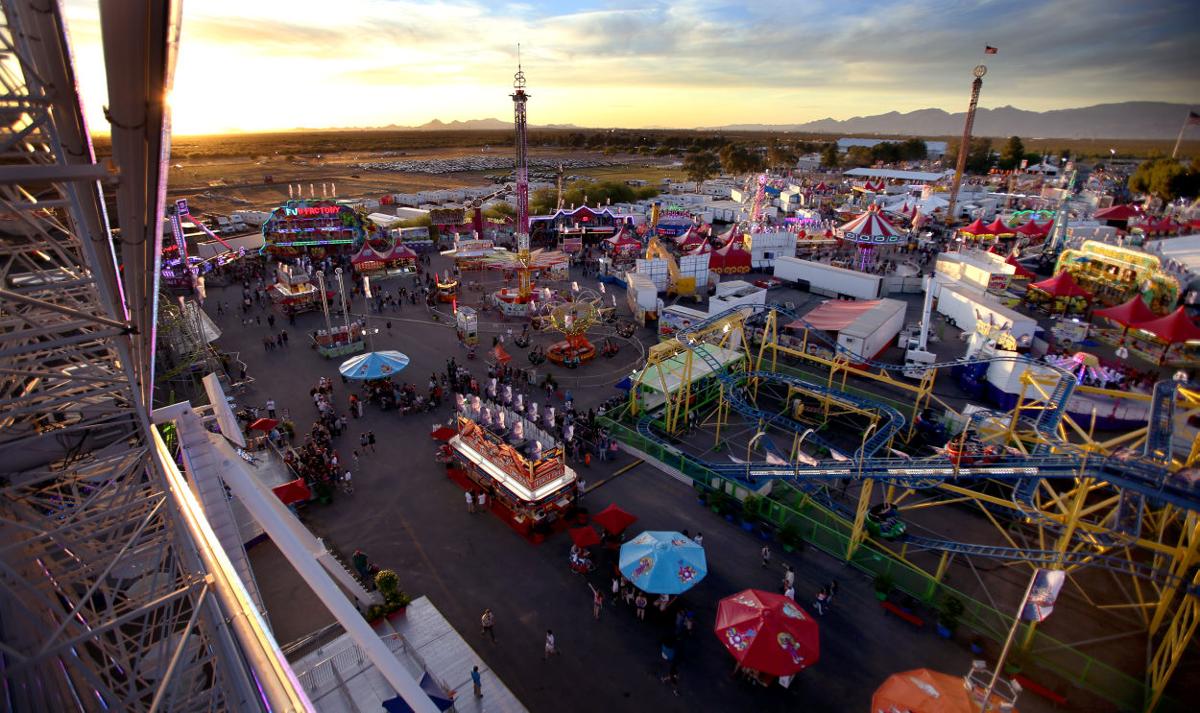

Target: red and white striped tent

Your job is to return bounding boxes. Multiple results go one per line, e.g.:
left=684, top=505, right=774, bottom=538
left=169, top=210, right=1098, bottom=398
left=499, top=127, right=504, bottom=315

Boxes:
left=837, top=206, right=907, bottom=245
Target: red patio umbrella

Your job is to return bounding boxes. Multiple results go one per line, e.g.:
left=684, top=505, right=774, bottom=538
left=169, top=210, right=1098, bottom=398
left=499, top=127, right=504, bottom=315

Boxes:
left=249, top=417, right=279, bottom=432
left=568, top=526, right=601, bottom=548
left=593, top=503, right=638, bottom=535
left=272, top=478, right=312, bottom=506
left=715, top=589, right=819, bottom=676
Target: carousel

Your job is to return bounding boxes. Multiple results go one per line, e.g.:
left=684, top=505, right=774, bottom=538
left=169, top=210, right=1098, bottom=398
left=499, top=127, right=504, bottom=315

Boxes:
left=836, top=205, right=908, bottom=271
left=269, top=263, right=326, bottom=316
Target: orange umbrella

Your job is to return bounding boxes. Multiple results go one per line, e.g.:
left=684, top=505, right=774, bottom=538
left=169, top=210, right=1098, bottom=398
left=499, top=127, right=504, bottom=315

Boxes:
left=872, top=669, right=1018, bottom=713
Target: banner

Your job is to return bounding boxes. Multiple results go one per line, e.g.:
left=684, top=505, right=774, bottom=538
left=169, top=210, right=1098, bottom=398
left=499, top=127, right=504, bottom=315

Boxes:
left=1021, top=569, right=1066, bottom=622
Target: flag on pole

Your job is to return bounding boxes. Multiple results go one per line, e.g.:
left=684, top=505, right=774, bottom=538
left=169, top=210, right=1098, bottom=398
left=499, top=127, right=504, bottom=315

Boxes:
left=985, top=45, right=998, bottom=54
left=1021, top=569, right=1067, bottom=622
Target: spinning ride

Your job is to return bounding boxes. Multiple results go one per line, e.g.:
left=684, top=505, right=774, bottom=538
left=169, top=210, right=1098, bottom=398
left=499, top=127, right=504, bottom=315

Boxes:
left=533, top=288, right=613, bottom=367
left=482, top=247, right=569, bottom=317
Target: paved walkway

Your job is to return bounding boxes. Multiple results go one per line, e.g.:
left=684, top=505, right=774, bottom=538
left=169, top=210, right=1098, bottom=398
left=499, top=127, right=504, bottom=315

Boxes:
left=209, top=262, right=1086, bottom=712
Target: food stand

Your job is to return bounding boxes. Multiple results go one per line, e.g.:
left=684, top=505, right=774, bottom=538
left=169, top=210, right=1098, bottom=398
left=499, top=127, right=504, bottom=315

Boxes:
left=456, top=306, right=478, bottom=346
left=1055, top=241, right=1179, bottom=311
left=311, top=320, right=366, bottom=358
left=443, top=403, right=577, bottom=541
left=269, top=264, right=324, bottom=316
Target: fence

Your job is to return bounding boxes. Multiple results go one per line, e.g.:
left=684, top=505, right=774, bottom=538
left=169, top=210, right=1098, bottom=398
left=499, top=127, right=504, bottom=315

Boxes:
left=600, top=414, right=1173, bottom=713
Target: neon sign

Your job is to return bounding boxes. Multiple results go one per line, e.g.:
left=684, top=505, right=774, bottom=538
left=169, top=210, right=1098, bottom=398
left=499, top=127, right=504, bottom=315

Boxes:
left=284, top=205, right=342, bottom=217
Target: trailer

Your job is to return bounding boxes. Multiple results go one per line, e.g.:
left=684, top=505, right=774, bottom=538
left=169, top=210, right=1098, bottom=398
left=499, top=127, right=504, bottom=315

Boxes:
left=658, top=305, right=709, bottom=339
left=837, top=298, right=906, bottom=363
left=773, top=256, right=884, bottom=300
left=936, top=283, right=1037, bottom=342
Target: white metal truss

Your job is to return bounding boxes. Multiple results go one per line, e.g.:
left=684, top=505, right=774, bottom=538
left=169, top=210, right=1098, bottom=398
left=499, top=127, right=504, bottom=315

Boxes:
left=0, top=1, right=303, bottom=710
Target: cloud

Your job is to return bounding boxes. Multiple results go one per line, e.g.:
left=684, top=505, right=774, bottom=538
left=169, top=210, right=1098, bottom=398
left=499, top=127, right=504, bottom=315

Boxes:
left=61, top=0, right=1200, bottom=133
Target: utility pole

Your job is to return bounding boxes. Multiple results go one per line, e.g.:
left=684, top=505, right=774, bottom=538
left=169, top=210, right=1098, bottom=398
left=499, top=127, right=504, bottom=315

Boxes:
left=556, top=161, right=565, bottom=211
left=945, top=65, right=987, bottom=224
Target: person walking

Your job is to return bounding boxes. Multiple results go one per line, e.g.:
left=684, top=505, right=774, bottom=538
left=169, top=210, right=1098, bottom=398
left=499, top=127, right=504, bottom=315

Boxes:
left=359, top=433, right=369, bottom=452
left=783, top=564, right=795, bottom=592
left=341, top=470, right=353, bottom=494
left=635, top=592, right=648, bottom=620
left=589, top=583, right=603, bottom=620
left=367, top=431, right=377, bottom=453
left=466, top=490, right=476, bottom=514
left=813, top=586, right=828, bottom=615
left=265, top=398, right=276, bottom=419
left=352, top=449, right=361, bottom=472
left=543, top=629, right=557, bottom=660
left=693, top=532, right=703, bottom=547
left=784, top=583, right=795, bottom=601
left=480, top=609, right=495, bottom=642
left=476, top=490, right=487, bottom=513
left=761, top=544, right=771, bottom=568
left=471, top=666, right=483, bottom=698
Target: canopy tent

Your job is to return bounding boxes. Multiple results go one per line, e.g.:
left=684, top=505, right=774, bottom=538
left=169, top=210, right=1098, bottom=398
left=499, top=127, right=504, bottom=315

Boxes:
left=390, top=244, right=419, bottom=261
left=788, top=300, right=881, bottom=331
left=606, top=230, right=642, bottom=255
left=1015, top=220, right=1044, bottom=238
left=714, top=589, right=819, bottom=677
left=1134, top=306, right=1200, bottom=344
left=676, top=229, right=708, bottom=251
left=351, top=242, right=392, bottom=267
left=1029, top=272, right=1091, bottom=299
left=1095, top=295, right=1159, bottom=329
left=594, top=503, right=638, bottom=535
left=709, top=240, right=752, bottom=274
left=837, top=206, right=906, bottom=245
left=959, top=217, right=990, bottom=237
left=1005, top=255, right=1036, bottom=279
left=619, top=530, right=707, bottom=595
left=339, top=350, right=411, bottom=380
left=984, top=216, right=1015, bottom=237
left=1034, top=220, right=1054, bottom=235
left=1094, top=204, right=1143, bottom=222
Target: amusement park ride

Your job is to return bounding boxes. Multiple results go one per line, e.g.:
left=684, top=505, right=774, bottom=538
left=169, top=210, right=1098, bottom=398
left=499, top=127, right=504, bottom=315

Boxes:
left=620, top=302, right=1200, bottom=710
left=531, top=287, right=615, bottom=367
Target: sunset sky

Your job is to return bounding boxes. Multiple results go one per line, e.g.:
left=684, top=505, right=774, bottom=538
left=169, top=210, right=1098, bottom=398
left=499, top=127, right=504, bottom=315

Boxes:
left=64, top=0, right=1200, bottom=136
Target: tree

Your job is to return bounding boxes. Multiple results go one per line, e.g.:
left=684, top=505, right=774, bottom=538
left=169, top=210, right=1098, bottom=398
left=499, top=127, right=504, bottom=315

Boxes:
left=899, top=138, right=927, bottom=161
left=530, top=187, right=556, bottom=214
left=1129, top=158, right=1200, bottom=202
left=684, top=152, right=721, bottom=183
left=845, top=146, right=874, bottom=168
left=767, top=141, right=797, bottom=170
left=820, top=144, right=840, bottom=169
left=483, top=202, right=515, bottom=220
left=946, top=138, right=995, bottom=174
left=999, top=136, right=1025, bottom=170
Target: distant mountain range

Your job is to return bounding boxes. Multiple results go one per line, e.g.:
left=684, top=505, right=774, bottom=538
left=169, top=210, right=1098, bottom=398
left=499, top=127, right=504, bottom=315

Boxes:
left=705, top=102, right=1197, bottom=140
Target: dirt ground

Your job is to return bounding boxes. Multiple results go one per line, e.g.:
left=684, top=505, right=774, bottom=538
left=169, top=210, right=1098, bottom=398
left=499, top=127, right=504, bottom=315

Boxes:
left=168, top=147, right=679, bottom=216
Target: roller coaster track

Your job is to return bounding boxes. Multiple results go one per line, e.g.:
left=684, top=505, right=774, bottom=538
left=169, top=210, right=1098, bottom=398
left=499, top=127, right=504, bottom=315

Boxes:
left=627, top=303, right=1200, bottom=585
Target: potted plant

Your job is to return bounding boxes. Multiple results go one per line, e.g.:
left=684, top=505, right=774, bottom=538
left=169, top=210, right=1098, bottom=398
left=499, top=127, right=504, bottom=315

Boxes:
left=936, top=595, right=964, bottom=639
left=873, top=573, right=894, bottom=601
left=710, top=490, right=725, bottom=516
left=778, top=521, right=802, bottom=553
left=375, top=569, right=410, bottom=617
left=740, top=495, right=761, bottom=532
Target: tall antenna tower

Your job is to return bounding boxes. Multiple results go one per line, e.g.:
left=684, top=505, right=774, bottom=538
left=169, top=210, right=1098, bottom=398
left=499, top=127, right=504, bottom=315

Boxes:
left=511, top=45, right=532, bottom=298
left=945, top=64, right=987, bottom=223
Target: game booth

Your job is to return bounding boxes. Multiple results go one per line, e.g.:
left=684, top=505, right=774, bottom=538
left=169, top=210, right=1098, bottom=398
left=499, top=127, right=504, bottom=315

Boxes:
left=442, top=399, right=578, bottom=541
left=311, top=320, right=366, bottom=359
left=1054, top=240, right=1180, bottom=311
left=350, top=241, right=418, bottom=279
left=269, top=264, right=326, bottom=316
left=260, top=200, right=369, bottom=258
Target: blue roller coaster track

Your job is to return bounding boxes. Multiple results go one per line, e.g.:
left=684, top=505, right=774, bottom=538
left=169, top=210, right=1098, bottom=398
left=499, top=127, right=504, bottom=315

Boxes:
left=627, top=303, right=1200, bottom=587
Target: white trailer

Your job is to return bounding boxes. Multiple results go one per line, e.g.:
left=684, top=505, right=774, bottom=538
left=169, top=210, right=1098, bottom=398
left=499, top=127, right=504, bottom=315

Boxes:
left=659, top=305, right=710, bottom=338
left=773, top=256, right=883, bottom=300
left=745, top=231, right=796, bottom=269
left=837, top=298, right=906, bottom=363
left=936, top=283, right=1037, bottom=342
left=626, top=273, right=660, bottom=324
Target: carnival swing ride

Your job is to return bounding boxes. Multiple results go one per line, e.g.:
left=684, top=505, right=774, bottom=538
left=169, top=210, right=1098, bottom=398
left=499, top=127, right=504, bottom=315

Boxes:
left=528, top=287, right=616, bottom=368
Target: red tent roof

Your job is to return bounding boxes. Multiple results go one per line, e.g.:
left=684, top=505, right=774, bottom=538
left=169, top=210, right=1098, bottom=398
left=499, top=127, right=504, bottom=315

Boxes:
left=1030, top=271, right=1091, bottom=299
left=710, top=239, right=751, bottom=273
left=960, top=217, right=990, bottom=236
left=568, top=526, right=601, bottom=548
left=607, top=231, right=642, bottom=253
left=1015, top=220, right=1043, bottom=237
left=1094, top=295, right=1158, bottom=328
left=1005, top=255, right=1035, bottom=278
left=351, top=243, right=388, bottom=265
left=391, top=244, right=418, bottom=260
left=1035, top=220, right=1054, bottom=234
left=676, top=229, right=707, bottom=250
left=985, top=217, right=1015, bottom=236
left=1134, top=307, right=1200, bottom=344
left=1094, top=204, right=1142, bottom=221
left=839, top=206, right=905, bottom=243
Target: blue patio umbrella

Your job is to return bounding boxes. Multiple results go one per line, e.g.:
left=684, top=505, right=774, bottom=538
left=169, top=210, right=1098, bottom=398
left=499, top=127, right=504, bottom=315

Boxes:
left=619, top=530, right=707, bottom=595
left=338, top=350, right=410, bottom=380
